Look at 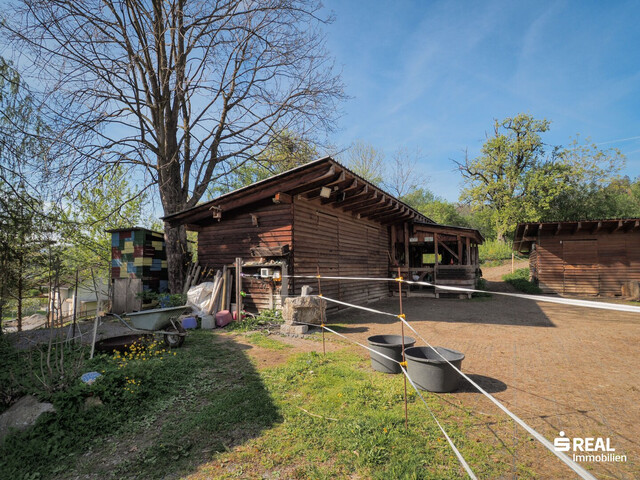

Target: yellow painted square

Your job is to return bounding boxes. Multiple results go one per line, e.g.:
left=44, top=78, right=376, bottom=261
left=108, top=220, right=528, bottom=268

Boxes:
left=123, top=240, right=134, bottom=253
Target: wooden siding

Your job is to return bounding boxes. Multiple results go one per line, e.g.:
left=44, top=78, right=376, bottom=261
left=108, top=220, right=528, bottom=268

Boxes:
left=535, top=231, right=640, bottom=296
left=292, top=197, right=390, bottom=309
left=196, top=201, right=293, bottom=310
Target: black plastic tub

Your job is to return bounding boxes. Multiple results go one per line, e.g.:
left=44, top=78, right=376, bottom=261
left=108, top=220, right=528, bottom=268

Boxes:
left=367, top=334, right=416, bottom=374
left=404, top=346, right=465, bottom=392
left=94, top=334, right=152, bottom=353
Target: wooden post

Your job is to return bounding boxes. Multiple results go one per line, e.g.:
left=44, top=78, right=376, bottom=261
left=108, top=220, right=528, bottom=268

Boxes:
left=433, top=233, right=439, bottom=297
left=404, top=223, right=410, bottom=298
left=235, top=258, right=243, bottom=321
left=403, top=223, right=410, bottom=268
left=512, top=252, right=514, bottom=273
left=465, top=237, right=471, bottom=265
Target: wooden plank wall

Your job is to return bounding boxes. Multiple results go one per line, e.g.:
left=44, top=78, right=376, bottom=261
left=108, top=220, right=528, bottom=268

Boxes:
left=292, top=197, right=390, bottom=310
left=196, top=201, right=293, bottom=310
left=536, top=230, right=640, bottom=296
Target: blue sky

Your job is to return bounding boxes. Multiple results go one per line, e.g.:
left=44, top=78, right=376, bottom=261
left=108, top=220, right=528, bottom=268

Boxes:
left=321, top=0, right=640, bottom=201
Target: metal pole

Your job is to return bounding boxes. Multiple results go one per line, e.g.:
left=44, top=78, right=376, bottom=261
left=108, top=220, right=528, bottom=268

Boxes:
left=398, top=266, right=408, bottom=430
left=71, top=269, right=79, bottom=344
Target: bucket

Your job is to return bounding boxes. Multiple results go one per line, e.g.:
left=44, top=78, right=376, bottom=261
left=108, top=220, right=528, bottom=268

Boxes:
left=367, top=334, right=416, bottom=374
left=404, top=346, right=465, bottom=392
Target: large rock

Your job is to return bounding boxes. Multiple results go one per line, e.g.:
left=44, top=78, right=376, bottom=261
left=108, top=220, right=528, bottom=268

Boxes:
left=282, top=296, right=327, bottom=326
left=0, top=395, right=55, bottom=443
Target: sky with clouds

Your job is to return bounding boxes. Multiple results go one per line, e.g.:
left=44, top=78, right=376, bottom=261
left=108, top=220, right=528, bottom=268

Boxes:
left=320, top=0, right=640, bottom=201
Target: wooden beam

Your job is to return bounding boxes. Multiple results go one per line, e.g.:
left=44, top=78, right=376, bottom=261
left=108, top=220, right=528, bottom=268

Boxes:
left=365, top=204, right=403, bottom=220
left=571, top=221, right=582, bottom=234
left=611, top=220, right=623, bottom=234
left=219, top=165, right=335, bottom=215
left=624, top=220, right=639, bottom=232
left=287, top=168, right=341, bottom=196
left=376, top=207, right=413, bottom=224
left=304, top=171, right=347, bottom=199
left=403, top=223, right=410, bottom=267
left=465, top=237, right=470, bottom=265
left=591, top=221, right=602, bottom=234
left=333, top=186, right=372, bottom=208
left=457, top=235, right=462, bottom=265
left=434, top=233, right=439, bottom=283
left=348, top=195, right=388, bottom=215
left=340, top=194, right=383, bottom=213
left=321, top=178, right=360, bottom=205
left=272, top=192, right=292, bottom=204
left=555, top=223, right=562, bottom=235
left=439, top=241, right=459, bottom=261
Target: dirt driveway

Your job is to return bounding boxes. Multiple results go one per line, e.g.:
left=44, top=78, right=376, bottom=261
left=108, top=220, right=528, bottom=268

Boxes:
left=325, top=288, right=640, bottom=479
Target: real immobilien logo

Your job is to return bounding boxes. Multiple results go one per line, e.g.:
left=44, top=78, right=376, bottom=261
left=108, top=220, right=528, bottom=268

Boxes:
left=554, top=431, right=627, bottom=463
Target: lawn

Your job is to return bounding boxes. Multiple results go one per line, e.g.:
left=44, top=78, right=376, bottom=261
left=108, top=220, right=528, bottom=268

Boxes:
left=0, top=330, right=534, bottom=479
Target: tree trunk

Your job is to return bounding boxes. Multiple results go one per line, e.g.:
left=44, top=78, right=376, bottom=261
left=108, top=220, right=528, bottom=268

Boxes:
left=17, top=255, right=23, bottom=332
left=164, top=222, right=188, bottom=294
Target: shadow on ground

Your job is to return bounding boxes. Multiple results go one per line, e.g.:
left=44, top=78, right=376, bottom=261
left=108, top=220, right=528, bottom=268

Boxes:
left=328, top=292, right=556, bottom=328
left=0, top=331, right=281, bottom=480
left=456, top=374, right=508, bottom=394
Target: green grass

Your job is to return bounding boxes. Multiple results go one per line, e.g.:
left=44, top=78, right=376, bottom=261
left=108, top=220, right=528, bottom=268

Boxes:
left=0, top=332, right=535, bottom=479
left=244, top=332, right=293, bottom=350
left=502, top=268, right=542, bottom=294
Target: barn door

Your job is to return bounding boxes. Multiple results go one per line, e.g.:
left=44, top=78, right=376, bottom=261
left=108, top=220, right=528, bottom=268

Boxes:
left=563, top=240, right=599, bottom=295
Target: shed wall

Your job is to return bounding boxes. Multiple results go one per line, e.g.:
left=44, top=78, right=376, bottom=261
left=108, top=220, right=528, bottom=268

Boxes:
left=292, top=197, right=390, bottom=309
left=535, top=231, right=640, bottom=296
left=196, top=201, right=293, bottom=311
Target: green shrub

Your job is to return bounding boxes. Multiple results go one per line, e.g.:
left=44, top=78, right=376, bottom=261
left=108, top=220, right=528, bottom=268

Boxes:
left=479, top=239, right=513, bottom=264
left=502, top=268, right=541, bottom=294
left=227, top=308, right=283, bottom=332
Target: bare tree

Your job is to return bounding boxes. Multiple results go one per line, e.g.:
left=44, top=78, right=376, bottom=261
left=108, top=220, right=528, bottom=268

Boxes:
left=2, top=0, right=344, bottom=292
left=385, top=146, right=427, bottom=198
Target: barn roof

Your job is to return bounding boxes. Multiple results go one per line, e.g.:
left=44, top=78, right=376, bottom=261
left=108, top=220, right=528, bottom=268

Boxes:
left=163, top=156, right=434, bottom=226
left=514, top=218, right=640, bottom=253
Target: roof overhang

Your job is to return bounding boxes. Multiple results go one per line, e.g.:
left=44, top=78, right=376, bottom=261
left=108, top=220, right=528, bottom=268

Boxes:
left=163, top=157, right=433, bottom=226
left=513, top=218, right=640, bottom=253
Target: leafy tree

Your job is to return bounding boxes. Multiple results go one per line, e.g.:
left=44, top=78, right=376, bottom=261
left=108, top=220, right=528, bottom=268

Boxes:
left=342, top=140, right=386, bottom=186
left=401, top=188, right=471, bottom=227
left=0, top=180, right=50, bottom=332
left=0, top=58, right=54, bottom=332
left=211, top=130, right=317, bottom=195
left=60, top=166, right=150, bottom=275
left=3, top=0, right=344, bottom=292
left=456, top=114, right=625, bottom=240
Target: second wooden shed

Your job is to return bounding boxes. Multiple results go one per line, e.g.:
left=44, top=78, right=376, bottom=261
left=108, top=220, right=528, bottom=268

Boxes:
left=514, top=219, right=640, bottom=296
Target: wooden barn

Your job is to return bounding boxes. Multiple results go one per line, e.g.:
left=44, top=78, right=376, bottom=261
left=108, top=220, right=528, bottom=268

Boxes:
left=513, top=219, right=640, bottom=296
left=164, top=157, right=483, bottom=312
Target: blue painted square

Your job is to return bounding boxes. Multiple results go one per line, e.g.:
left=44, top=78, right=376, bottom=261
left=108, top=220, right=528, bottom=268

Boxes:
left=111, top=232, right=119, bottom=247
